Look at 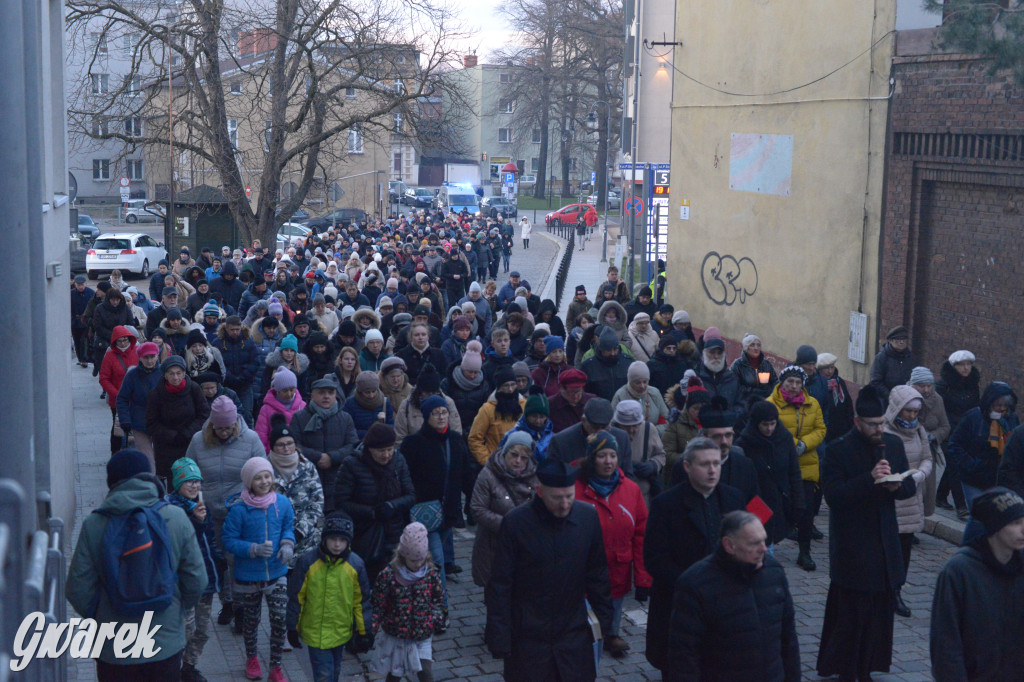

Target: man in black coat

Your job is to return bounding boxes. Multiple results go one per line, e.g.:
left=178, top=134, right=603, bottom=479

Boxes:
left=547, top=398, right=633, bottom=477
left=668, top=512, right=800, bottom=682
left=669, top=398, right=760, bottom=503
left=289, top=376, right=360, bottom=512
left=207, top=261, right=245, bottom=311
left=580, top=328, right=632, bottom=401
left=817, top=385, right=916, bottom=681
left=485, top=459, right=613, bottom=682
left=644, top=436, right=745, bottom=672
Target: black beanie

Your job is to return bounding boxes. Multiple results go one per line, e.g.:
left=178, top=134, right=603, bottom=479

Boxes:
left=855, top=385, right=886, bottom=418
left=749, top=401, right=780, bottom=426
left=107, top=449, right=152, bottom=488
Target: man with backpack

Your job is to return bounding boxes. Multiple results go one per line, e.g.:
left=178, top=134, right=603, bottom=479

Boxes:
left=67, top=449, right=208, bottom=681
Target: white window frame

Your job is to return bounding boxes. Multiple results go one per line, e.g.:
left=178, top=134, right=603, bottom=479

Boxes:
left=394, top=79, right=405, bottom=95
left=500, top=98, right=513, bottom=114
left=126, top=76, right=142, bottom=97
left=91, top=32, right=108, bottom=55
left=91, top=117, right=108, bottom=137
left=227, top=118, right=238, bottom=148
left=126, top=159, right=144, bottom=180
left=92, top=159, right=110, bottom=180
left=498, top=128, right=512, bottom=144
left=90, top=74, right=109, bottom=95
left=230, top=80, right=242, bottom=95
left=393, top=112, right=402, bottom=132
left=125, top=116, right=142, bottom=137
left=348, top=125, right=364, bottom=154
left=345, top=87, right=357, bottom=98
left=122, top=32, right=140, bottom=57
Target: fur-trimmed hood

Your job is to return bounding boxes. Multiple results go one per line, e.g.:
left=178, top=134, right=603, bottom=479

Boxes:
left=216, top=322, right=251, bottom=341
left=265, top=348, right=310, bottom=373
left=596, top=300, right=628, bottom=333
left=351, top=307, right=381, bottom=330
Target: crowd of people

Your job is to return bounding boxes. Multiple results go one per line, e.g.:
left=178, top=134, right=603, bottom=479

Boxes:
left=67, top=210, right=1024, bottom=682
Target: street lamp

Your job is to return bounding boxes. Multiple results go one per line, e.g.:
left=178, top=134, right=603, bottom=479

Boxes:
left=586, top=102, right=612, bottom=263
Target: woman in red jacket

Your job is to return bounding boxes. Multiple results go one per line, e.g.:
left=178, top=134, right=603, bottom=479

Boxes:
left=99, top=325, right=139, bottom=453
left=574, top=430, right=652, bottom=658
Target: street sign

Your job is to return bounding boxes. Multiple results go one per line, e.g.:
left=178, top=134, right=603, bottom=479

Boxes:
left=119, top=186, right=130, bottom=202
left=625, top=196, right=645, bottom=217
left=590, top=171, right=596, bottom=183
left=119, top=176, right=130, bottom=188
left=680, top=199, right=690, bottom=220
left=245, top=185, right=251, bottom=197
left=503, top=172, right=514, bottom=184
left=654, top=169, right=670, bottom=186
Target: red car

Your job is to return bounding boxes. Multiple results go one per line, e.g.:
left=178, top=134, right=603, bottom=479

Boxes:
left=545, top=203, right=597, bottom=227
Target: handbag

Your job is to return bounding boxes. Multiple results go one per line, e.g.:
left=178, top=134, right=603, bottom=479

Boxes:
left=410, top=440, right=450, bottom=533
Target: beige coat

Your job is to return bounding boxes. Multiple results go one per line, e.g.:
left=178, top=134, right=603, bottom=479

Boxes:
left=885, top=385, right=934, bottom=534
left=470, top=452, right=536, bottom=587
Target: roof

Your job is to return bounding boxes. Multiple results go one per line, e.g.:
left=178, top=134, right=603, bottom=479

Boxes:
left=173, top=184, right=229, bottom=204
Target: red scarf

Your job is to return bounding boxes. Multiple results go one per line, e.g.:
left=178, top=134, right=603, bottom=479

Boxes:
left=781, top=386, right=805, bottom=407
left=165, top=379, right=188, bottom=394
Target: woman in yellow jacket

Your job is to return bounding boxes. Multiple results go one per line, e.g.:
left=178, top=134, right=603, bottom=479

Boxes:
left=468, top=367, right=527, bottom=465
left=767, top=365, right=826, bottom=571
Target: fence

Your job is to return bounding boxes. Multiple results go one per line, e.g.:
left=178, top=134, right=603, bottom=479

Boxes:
left=551, top=223, right=575, bottom=314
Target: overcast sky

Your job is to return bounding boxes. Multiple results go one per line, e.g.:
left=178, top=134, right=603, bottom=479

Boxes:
left=448, top=0, right=516, bottom=60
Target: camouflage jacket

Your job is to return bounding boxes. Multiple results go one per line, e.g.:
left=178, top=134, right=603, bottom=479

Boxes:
left=274, top=457, right=325, bottom=567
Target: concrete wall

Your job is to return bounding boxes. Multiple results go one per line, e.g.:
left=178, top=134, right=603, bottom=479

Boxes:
left=627, top=0, right=674, bottom=165
left=666, top=0, right=896, bottom=383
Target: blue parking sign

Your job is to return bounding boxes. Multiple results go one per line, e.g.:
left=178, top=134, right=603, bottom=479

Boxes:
left=504, top=172, right=514, bottom=184
left=591, top=171, right=596, bottom=183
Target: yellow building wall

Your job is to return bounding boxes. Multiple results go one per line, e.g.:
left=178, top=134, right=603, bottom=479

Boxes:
left=667, top=0, right=895, bottom=384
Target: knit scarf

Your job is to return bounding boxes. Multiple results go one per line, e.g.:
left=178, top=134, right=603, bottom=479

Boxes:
left=781, top=386, right=805, bottom=407
left=270, top=451, right=299, bottom=482
left=827, top=377, right=845, bottom=405
left=366, top=453, right=402, bottom=501
left=305, top=400, right=340, bottom=432
left=241, top=488, right=276, bottom=509
left=989, top=420, right=1008, bottom=455
left=452, top=366, right=483, bottom=392
left=587, top=468, right=621, bottom=498
left=165, top=378, right=188, bottom=394
left=355, top=387, right=385, bottom=411
left=187, top=349, right=214, bottom=376
left=395, top=563, right=429, bottom=586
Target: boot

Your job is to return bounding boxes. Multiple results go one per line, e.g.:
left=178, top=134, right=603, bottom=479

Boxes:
left=217, top=601, right=234, bottom=625
left=894, top=588, right=911, bottom=617
left=181, top=663, right=209, bottom=682
left=603, top=636, right=630, bottom=658
left=810, top=524, right=824, bottom=540
left=796, top=542, right=816, bottom=571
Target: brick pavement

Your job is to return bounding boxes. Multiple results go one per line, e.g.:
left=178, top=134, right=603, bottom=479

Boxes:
left=67, top=296, right=958, bottom=682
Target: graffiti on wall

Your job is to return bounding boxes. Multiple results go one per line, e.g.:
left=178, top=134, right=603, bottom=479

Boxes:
left=701, top=252, right=759, bottom=306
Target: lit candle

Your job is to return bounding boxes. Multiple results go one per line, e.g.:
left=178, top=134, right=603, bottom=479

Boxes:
left=758, top=372, right=771, bottom=384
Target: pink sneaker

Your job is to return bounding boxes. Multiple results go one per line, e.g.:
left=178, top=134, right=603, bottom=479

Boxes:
left=245, top=655, right=263, bottom=679
left=268, top=666, right=288, bottom=682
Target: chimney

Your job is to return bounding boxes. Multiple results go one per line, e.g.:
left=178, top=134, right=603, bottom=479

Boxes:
left=463, top=54, right=478, bottom=68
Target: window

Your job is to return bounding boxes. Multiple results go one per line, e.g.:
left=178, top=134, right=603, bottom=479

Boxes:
left=394, top=79, right=405, bottom=95
left=125, top=116, right=142, bottom=137
left=345, top=87, right=356, bottom=98
left=531, top=157, right=540, bottom=172
left=348, top=125, right=363, bottom=153
left=126, top=159, right=144, bottom=180
left=91, top=117, right=108, bottom=137
left=264, top=120, right=272, bottom=152
left=122, top=32, right=140, bottom=57
left=569, top=158, right=578, bottom=171
left=393, top=112, right=402, bottom=132
left=499, top=98, right=513, bottom=114
left=498, top=128, right=512, bottom=144
left=227, top=119, right=238, bottom=148
left=532, top=128, right=542, bottom=143
left=90, top=74, right=109, bottom=95
left=92, top=159, right=110, bottom=180
left=126, top=76, right=142, bottom=97
left=230, top=80, right=242, bottom=95
left=393, top=152, right=402, bottom=172
left=90, top=32, right=108, bottom=55
left=171, top=53, right=182, bottom=67
left=499, top=72, right=511, bottom=83
left=268, top=74, right=274, bottom=96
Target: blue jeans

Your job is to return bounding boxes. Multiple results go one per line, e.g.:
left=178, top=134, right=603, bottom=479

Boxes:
left=235, top=385, right=254, bottom=425
left=962, top=482, right=984, bottom=513
left=307, top=645, right=344, bottom=682
left=427, top=529, right=450, bottom=608
left=610, top=596, right=624, bottom=637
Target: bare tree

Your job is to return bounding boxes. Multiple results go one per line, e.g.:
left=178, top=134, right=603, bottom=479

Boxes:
left=66, top=0, right=471, bottom=247
left=922, top=0, right=1024, bottom=85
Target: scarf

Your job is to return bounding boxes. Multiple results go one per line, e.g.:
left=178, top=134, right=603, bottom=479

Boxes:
left=241, top=488, right=276, bottom=509
left=495, top=391, right=523, bottom=421
left=355, top=387, right=385, bottom=411
left=894, top=417, right=919, bottom=430
left=587, top=468, right=621, bottom=498
left=395, top=563, right=429, bottom=586
left=989, top=419, right=1008, bottom=455
left=827, top=377, right=845, bottom=405
left=270, top=451, right=299, bottom=481
left=366, top=453, right=402, bottom=501
left=168, top=491, right=199, bottom=514
left=305, top=400, right=341, bottom=432
left=165, top=378, right=187, bottom=394
left=188, top=349, right=214, bottom=376
left=452, top=366, right=483, bottom=392
left=781, top=386, right=805, bottom=407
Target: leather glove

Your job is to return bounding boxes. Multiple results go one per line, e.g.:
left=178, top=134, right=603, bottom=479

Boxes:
left=287, top=630, right=303, bottom=650
left=250, top=541, right=274, bottom=558
left=352, top=633, right=374, bottom=654
left=635, top=586, right=649, bottom=603
left=795, top=440, right=807, bottom=456
left=634, top=460, right=658, bottom=479
left=375, top=502, right=396, bottom=521
left=277, top=540, right=294, bottom=565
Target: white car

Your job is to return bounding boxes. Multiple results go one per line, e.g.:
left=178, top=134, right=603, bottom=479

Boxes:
left=86, top=232, right=167, bottom=280
left=277, top=222, right=311, bottom=250
left=519, top=175, right=537, bottom=187
left=123, top=199, right=166, bottom=224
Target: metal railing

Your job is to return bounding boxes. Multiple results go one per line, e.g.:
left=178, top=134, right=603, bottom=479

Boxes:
left=554, top=228, right=575, bottom=314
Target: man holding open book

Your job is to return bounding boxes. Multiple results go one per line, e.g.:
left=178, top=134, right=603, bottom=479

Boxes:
left=817, top=385, right=917, bottom=682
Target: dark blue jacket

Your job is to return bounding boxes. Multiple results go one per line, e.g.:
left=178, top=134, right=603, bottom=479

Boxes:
left=166, top=491, right=224, bottom=596
left=71, top=286, right=95, bottom=329
left=207, top=262, right=246, bottom=310
left=116, top=362, right=163, bottom=430
left=948, top=382, right=1019, bottom=490
left=342, top=395, right=394, bottom=440
left=238, top=283, right=271, bottom=317
left=149, top=270, right=168, bottom=301
left=212, top=327, right=259, bottom=391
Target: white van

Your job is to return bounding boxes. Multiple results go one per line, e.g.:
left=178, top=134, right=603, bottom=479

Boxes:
left=433, top=183, right=480, bottom=214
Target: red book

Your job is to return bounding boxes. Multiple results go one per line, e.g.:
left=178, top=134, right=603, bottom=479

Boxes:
left=746, top=495, right=773, bottom=525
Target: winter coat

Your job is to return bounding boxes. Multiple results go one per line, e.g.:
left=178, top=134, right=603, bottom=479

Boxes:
left=372, top=565, right=445, bottom=641
left=238, top=282, right=271, bottom=317
left=612, top=384, right=670, bottom=436
left=116, top=361, right=163, bottom=431
left=146, top=378, right=211, bottom=479
left=930, top=543, right=1024, bottom=682
left=287, top=546, right=368, bottom=650
left=261, top=349, right=310, bottom=403
left=696, top=363, right=741, bottom=411
left=918, top=389, right=951, bottom=444
left=667, top=548, right=800, bottom=682
left=821, top=428, right=916, bottom=591
left=596, top=300, right=630, bottom=348
left=358, top=346, right=389, bottom=373
left=222, top=492, right=295, bottom=582
left=948, top=383, right=1020, bottom=490
left=213, top=325, right=260, bottom=393
left=166, top=491, right=224, bottom=596
left=255, top=388, right=308, bottom=452
left=625, top=296, right=658, bottom=324
left=484, top=498, right=613, bottom=682
left=730, top=353, right=779, bottom=404
left=535, top=299, right=566, bottom=338
left=289, top=404, right=359, bottom=512
left=393, top=394, right=462, bottom=449
left=643, top=481, right=745, bottom=671
left=621, top=422, right=667, bottom=498
left=626, top=320, right=660, bottom=363
left=548, top=423, right=635, bottom=478
left=818, top=372, right=856, bottom=442
left=273, top=457, right=324, bottom=566
left=736, top=422, right=805, bottom=544
left=662, top=410, right=700, bottom=486
left=185, top=418, right=265, bottom=527
left=66, top=475, right=207, bottom=663
left=868, top=342, right=916, bottom=399
left=647, top=345, right=696, bottom=395
left=71, top=285, right=95, bottom=329
left=402, top=425, right=476, bottom=529
left=767, top=385, right=827, bottom=483
left=468, top=392, right=527, bottom=465
left=575, top=472, right=652, bottom=598
left=395, top=343, right=447, bottom=385
left=580, top=352, right=632, bottom=402
left=441, top=365, right=491, bottom=427
left=530, top=361, right=568, bottom=398
left=93, top=300, right=136, bottom=349
left=936, top=361, right=982, bottom=428
left=470, top=453, right=537, bottom=588
left=457, top=294, right=493, bottom=337
left=885, top=385, right=934, bottom=534
left=99, top=326, right=139, bottom=408
left=342, top=392, right=394, bottom=440
left=565, top=297, right=593, bottom=333
left=207, top=263, right=246, bottom=310
left=547, top=391, right=594, bottom=434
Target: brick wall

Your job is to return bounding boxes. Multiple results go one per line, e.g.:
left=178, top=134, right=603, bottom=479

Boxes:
left=879, top=32, right=1024, bottom=386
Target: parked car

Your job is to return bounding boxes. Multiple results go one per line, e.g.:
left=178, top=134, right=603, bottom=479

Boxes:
left=86, top=233, right=167, bottom=280
left=586, top=190, right=621, bottom=209
left=519, top=175, right=537, bottom=187
left=402, top=187, right=434, bottom=208
left=76, top=214, right=100, bottom=240
left=123, top=199, right=165, bottom=224
left=275, top=207, right=310, bottom=222
left=544, top=203, right=597, bottom=227
left=389, top=181, right=409, bottom=203
left=277, top=222, right=311, bottom=250
left=480, top=196, right=518, bottom=219
left=304, top=208, right=369, bottom=230
left=69, top=236, right=88, bottom=274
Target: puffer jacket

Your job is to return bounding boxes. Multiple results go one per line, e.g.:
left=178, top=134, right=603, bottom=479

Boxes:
left=596, top=300, right=632, bottom=350
left=442, top=364, right=492, bottom=429
left=273, top=457, right=324, bottom=566
left=92, top=299, right=136, bottom=349
left=575, top=471, right=652, bottom=599
left=147, top=377, right=211, bottom=479
left=936, top=361, right=982, bottom=428
left=116, top=360, right=163, bottom=430
left=626, top=320, right=660, bottom=363
left=402, top=424, right=476, bottom=529
left=213, top=324, right=259, bottom=393
left=166, top=490, right=224, bottom=596
left=730, top=353, right=779, bottom=404
left=99, top=326, right=139, bottom=409
left=256, top=388, right=308, bottom=452
left=736, top=421, right=805, bottom=544
left=468, top=392, right=527, bottom=465
left=884, top=385, right=933, bottom=534
left=287, top=545, right=367, bottom=650
left=238, top=282, right=271, bottom=317
left=393, top=394, right=462, bottom=449
left=185, top=417, right=265, bottom=526
left=647, top=343, right=696, bottom=395
left=530, top=360, right=567, bottom=398
left=580, top=351, right=633, bottom=402
left=662, top=410, right=700, bottom=486
left=767, top=385, right=827, bottom=482
left=612, top=383, right=670, bottom=436
left=334, top=447, right=416, bottom=564
left=289, top=404, right=359, bottom=512
left=869, top=342, right=916, bottom=399
left=947, top=382, right=1020, bottom=490
left=470, top=450, right=536, bottom=587
left=221, top=492, right=295, bottom=582
left=697, top=363, right=741, bottom=411
left=342, top=392, right=394, bottom=440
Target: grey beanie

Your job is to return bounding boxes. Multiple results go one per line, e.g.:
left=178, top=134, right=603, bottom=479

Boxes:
left=908, top=366, right=935, bottom=386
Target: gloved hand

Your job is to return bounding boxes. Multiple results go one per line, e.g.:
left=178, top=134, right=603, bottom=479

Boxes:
left=277, top=540, right=294, bottom=565
left=635, top=586, right=649, bottom=603
left=287, top=630, right=303, bottom=650
left=927, top=432, right=936, bottom=443
left=795, top=440, right=807, bottom=456
left=634, top=460, right=658, bottom=479
left=250, top=541, right=274, bottom=558
left=375, top=502, right=396, bottom=520
left=352, top=633, right=374, bottom=654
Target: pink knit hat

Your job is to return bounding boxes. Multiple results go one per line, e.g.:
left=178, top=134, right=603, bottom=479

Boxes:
left=461, top=340, right=483, bottom=372
left=240, top=457, right=273, bottom=490
left=210, top=395, right=237, bottom=428
left=398, top=522, right=429, bottom=562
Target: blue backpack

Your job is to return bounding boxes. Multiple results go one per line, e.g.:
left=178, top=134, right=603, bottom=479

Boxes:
left=93, top=501, right=177, bottom=618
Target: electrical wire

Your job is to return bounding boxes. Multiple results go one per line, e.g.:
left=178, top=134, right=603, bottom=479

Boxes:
left=646, top=30, right=896, bottom=97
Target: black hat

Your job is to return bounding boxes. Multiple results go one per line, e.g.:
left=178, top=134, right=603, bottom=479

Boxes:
left=363, top=423, right=396, bottom=449
left=698, top=396, right=737, bottom=429
left=536, top=459, right=579, bottom=487
left=855, top=385, right=886, bottom=418
left=97, top=281, right=112, bottom=293
left=269, top=423, right=295, bottom=448
left=195, top=371, right=221, bottom=385
left=165, top=307, right=183, bottom=321
left=74, top=274, right=87, bottom=284
left=494, top=366, right=517, bottom=388
left=293, top=314, right=311, bottom=327
left=322, top=512, right=354, bottom=542
left=583, top=397, right=613, bottom=426
left=413, top=305, right=431, bottom=317
left=107, top=448, right=152, bottom=488
left=575, top=285, right=587, bottom=295
left=966, top=487, right=1024, bottom=542
left=887, top=325, right=909, bottom=340
left=794, top=345, right=817, bottom=365
left=162, top=285, right=178, bottom=298
left=417, top=363, right=441, bottom=393
left=338, top=320, right=357, bottom=337
left=186, top=329, right=207, bottom=348
left=749, top=400, right=780, bottom=426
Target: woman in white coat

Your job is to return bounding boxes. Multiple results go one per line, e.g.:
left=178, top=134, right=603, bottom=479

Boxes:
left=520, top=216, right=532, bottom=249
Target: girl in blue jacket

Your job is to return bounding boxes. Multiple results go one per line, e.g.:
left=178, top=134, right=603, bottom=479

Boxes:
left=222, top=457, right=295, bottom=682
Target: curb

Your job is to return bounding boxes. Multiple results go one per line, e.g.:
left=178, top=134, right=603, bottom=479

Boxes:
left=925, top=513, right=966, bottom=545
